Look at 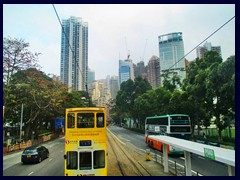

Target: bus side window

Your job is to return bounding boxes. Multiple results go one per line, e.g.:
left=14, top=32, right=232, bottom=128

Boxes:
left=67, top=113, right=75, bottom=128
left=97, top=113, right=104, bottom=128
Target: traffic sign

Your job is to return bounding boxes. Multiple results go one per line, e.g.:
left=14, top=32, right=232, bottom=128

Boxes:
left=204, top=147, right=215, bottom=160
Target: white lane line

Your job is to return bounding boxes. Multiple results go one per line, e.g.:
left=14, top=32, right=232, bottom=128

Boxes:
left=28, top=171, right=34, bottom=176
left=49, top=158, right=53, bottom=161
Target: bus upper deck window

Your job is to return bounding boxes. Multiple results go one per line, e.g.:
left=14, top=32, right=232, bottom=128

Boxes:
left=97, top=113, right=104, bottom=127
left=67, top=113, right=75, bottom=128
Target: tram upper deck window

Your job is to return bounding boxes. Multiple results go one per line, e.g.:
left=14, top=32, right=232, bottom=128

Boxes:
left=67, top=113, right=75, bottom=128
left=97, top=113, right=104, bottom=128
left=77, top=113, right=94, bottom=128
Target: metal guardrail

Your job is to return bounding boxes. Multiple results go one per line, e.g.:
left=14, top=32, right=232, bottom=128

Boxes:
left=151, top=150, right=203, bottom=176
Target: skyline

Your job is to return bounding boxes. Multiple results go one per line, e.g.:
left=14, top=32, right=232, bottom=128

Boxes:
left=3, top=4, right=235, bottom=80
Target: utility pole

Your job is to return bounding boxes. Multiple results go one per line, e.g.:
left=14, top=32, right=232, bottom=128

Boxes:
left=19, top=103, right=23, bottom=142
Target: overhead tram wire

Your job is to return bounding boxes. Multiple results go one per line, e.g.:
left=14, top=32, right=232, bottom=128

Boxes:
left=167, top=16, right=235, bottom=71
left=52, top=4, right=87, bottom=95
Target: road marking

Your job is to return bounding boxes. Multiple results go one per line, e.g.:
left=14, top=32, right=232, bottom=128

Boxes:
left=49, top=158, right=52, bottom=161
left=28, top=171, right=34, bottom=176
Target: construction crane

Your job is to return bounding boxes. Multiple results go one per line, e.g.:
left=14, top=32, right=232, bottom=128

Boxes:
left=125, top=37, right=130, bottom=59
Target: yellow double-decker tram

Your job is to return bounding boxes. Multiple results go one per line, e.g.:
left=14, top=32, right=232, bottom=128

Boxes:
left=64, top=107, right=107, bottom=176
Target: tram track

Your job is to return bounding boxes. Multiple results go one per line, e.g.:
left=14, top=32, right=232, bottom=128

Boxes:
left=107, top=133, right=126, bottom=176
left=107, top=129, right=152, bottom=176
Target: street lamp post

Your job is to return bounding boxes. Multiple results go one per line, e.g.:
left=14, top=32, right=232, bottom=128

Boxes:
left=19, top=103, right=23, bottom=142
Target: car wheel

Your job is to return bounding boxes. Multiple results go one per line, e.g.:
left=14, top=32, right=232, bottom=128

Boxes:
left=46, top=153, right=49, bottom=158
left=38, top=157, right=42, bottom=163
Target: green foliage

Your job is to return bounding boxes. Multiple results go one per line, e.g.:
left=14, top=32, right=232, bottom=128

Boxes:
left=162, top=71, right=181, bottom=92
left=3, top=38, right=91, bottom=140
left=112, top=52, right=234, bottom=144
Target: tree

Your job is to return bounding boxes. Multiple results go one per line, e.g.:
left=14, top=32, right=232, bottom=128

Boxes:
left=134, top=87, right=172, bottom=129
left=162, top=71, right=182, bottom=92
left=3, top=37, right=41, bottom=126
left=206, top=56, right=235, bottom=141
left=5, top=68, right=68, bottom=139
left=182, top=52, right=220, bottom=136
left=3, top=37, right=41, bottom=86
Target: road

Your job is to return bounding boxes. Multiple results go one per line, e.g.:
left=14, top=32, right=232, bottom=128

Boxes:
left=3, top=137, right=64, bottom=176
left=3, top=127, right=230, bottom=176
left=108, top=125, right=229, bottom=176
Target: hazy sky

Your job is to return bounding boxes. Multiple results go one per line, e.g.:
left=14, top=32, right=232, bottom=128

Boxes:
left=3, top=4, right=235, bottom=80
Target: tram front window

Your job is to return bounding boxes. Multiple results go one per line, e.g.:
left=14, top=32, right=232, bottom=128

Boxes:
left=66, top=151, right=78, bottom=169
left=94, top=150, right=105, bottom=169
left=80, top=152, right=92, bottom=170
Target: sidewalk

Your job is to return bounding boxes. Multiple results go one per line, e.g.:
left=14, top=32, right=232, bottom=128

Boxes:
left=137, top=156, right=173, bottom=176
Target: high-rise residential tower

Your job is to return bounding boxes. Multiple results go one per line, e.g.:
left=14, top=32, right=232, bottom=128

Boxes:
left=196, top=41, right=222, bottom=59
left=110, top=76, right=119, bottom=100
left=158, top=32, right=186, bottom=85
left=60, top=16, right=88, bottom=91
left=87, top=68, right=95, bottom=85
left=147, top=55, right=160, bottom=89
left=134, top=61, right=146, bottom=78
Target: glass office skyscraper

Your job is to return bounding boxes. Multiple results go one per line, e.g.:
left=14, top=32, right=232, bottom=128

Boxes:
left=119, top=59, right=134, bottom=86
left=158, top=32, right=186, bottom=85
left=60, top=16, right=88, bottom=91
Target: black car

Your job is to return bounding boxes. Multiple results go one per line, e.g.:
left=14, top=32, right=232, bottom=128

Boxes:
left=21, top=146, right=49, bottom=164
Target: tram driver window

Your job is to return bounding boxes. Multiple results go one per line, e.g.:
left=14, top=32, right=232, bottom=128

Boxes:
left=97, top=113, right=104, bottom=128
left=67, top=113, right=75, bottom=128
left=79, top=152, right=92, bottom=170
